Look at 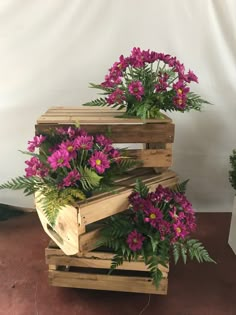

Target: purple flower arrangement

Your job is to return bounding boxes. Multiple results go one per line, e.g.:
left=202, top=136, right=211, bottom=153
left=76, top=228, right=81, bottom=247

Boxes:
left=25, top=127, right=121, bottom=187
left=84, top=47, right=209, bottom=119
left=0, top=126, right=136, bottom=225
left=99, top=180, right=215, bottom=288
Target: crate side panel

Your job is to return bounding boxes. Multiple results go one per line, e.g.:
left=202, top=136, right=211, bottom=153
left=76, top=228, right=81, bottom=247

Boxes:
left=48, top=270, right=168, bottom=295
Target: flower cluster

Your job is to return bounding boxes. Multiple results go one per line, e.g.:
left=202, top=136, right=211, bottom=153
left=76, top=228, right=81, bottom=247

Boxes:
left=0, top=126, right=137, bottom=225
left=99, top=180, right=215, bottom=288
left=85, top=47, right=209, bottom=119
left=127, top=185, right=196, bottom=252
left=24, top=127, right=122, bottom=189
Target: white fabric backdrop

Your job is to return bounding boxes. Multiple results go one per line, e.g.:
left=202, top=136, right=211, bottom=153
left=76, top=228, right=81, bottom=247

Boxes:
left=0, top=0, right=235, bottom=211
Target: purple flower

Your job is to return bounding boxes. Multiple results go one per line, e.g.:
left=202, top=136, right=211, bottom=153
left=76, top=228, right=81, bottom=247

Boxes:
left=25, top=157, right=48, bottom=177
left=106, top=88, right=126, bottom=105
left=89, top=151, right=110, bottom=174
left=144, top=206, right=163, bottom=228
left=47, top=149, right=70, bottom=170
left=109, top=149, right=121, bottom=162
left=74, top=135, right=93, bottom=150
left=62, top=169, right=81, bottom=187
left=185, top=70, right=198, bottom=83
left=59, top=140, right=77, bottom=158
left=128, top=81, right=144, bottom=100
left=96, top=135, right=112, bottom=147
left=27, top=135, right=46, bottom=152
left=173, top=222, right=188, bottom=240
left=126, top=230, right=145, bottom=251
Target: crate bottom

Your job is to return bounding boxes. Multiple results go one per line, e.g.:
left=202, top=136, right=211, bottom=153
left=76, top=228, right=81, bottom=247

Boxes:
left=48, top=267, right=168, bottom=295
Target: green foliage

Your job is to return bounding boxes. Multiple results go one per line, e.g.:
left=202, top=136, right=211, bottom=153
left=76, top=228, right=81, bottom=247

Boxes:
left=37, top=186, right=86, bottom=226
left=186, top=92, right=211, bottom=111
left=134, top=178, right=149, bottom=198
left=172, top=239, right=216, bottom=264
left=172, top=180, right=189, bottom=194
left=0, top=176, right=44, bottom=196
left=83, top=97, right=109, bottom=107
left=78, top=166, right=102, bottom=191
left=229, top=149, right=236, bottom=190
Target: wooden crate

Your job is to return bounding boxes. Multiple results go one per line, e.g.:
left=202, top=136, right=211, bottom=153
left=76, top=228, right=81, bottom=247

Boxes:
left=35, top=106, right=175, bottom=170
left=36, top=168, right=178, bottom=256
left=46, top=242, right=169, bottom=295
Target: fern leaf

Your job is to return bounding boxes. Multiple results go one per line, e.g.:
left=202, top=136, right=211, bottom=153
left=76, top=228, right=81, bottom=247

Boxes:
left=82, top=97, right=108, bottom=107
left=146, top=255, right=164, bottom=288
left=172, top=180, right=189, bottom=194
left=78, top=166, right=102, bottom=191
left=0, top=176, right=43, bottom=195
left=186, top=239, right=216, bottom=263
left=172, top=243, right=180, bottom=264
left=134, top=179, right=149, bottom=198
left=109, top=253, right=124, bottom=274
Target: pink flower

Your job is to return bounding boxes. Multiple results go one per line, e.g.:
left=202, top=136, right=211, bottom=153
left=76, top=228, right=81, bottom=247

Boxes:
left=129, top=47, right=145, bottom=68
left=47, top=150, right=70, bottom=170
left=62, top=169, right=81, bottom=187
left=109, top=149, right=121, bottom=162
left=27, top=135, right=46, bottom=152
left=106, top=88, right=126, bottom=105
left=126, top=230, right=145, bottom=251
left=74, top=135, right=93, bottom=150
left=89, top=151, right=110, bottom=174
left=185, top=70, right=198, bottom=83
left=173, top=222, right=188, bottom=240
left=144, top=206, right=163, bottom=228
left=59, top=140, right=77, bottom=158
left=128, top=81, right=144, bottom=101
left=96, top=135, right=112, bottom=147
left=25, top=157, right=48, bottom=177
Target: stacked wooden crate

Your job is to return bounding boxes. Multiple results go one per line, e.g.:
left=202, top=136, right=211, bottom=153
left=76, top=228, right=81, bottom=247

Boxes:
left=35, top=106, right=176, bottom=294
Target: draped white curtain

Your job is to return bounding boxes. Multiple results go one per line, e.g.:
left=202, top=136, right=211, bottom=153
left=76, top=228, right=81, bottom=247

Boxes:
left=0, top=0, right=235, bottom=211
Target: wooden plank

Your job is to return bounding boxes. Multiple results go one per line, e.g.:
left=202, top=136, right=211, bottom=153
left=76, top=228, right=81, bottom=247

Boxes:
left=79, top=228, right=102, bottom=253
left=127, top=148, right=172, bottom=167
left=48, top=270, right=168, bottom=294
left=35, top=123, right=174, bottom=143
left=45, top=243, right=169, bottom=274
left=37, top=106, right=172, bottom=124
left=35, top=192, right=79, bottom=255
left=46, top=257, right=168, bottom=276
left=78, top=173, right=178, bottom=226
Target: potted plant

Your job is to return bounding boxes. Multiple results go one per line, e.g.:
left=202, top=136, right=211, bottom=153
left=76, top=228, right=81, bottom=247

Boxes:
left=83, top=47, right=209, bottom=119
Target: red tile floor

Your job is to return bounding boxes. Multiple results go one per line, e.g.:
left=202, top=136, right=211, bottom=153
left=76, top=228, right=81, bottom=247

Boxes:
left=0, top=212, right=235, bottom=315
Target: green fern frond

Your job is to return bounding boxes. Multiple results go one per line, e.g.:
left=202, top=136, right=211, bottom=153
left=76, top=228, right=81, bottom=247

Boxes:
left=109, top=253, right=124, bottom=274
left=172, top=243, right=181, bottom=264
left=78, top=166, right=102, bottom=191
left=113, top=157, right=141, bottom=173
left=146, top=255, right=164, bottom=288
left=88, top=83, right=114, bottom=94
left=172, top=180, right=189, bottom=194
left=0, top=176, right=44, bottom=196
left=134, top=179, right=149, bottom=198
left=82, top=97, right=108, bottom=107
left=186, top=239, right=216, bottom=263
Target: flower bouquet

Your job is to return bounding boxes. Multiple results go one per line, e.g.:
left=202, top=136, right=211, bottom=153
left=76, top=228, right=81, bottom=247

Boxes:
left=84, top=47, right=209, bottom=119
left=98, top=180, right=215, bottom=288
left=0, top=126, right=137, bottom=225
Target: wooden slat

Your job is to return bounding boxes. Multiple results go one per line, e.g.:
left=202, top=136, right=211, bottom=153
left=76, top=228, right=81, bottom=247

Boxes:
left=78, top=172, right=178, bottom=226
left=48, top=270, right=168, bottom=294
left=46, top=256, right=168, bottom=276
left=37, top=106, right=172, bottom=124
left=36, top=123, right=174, bottom=143
left=127, top=148, right=172, bottom=167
